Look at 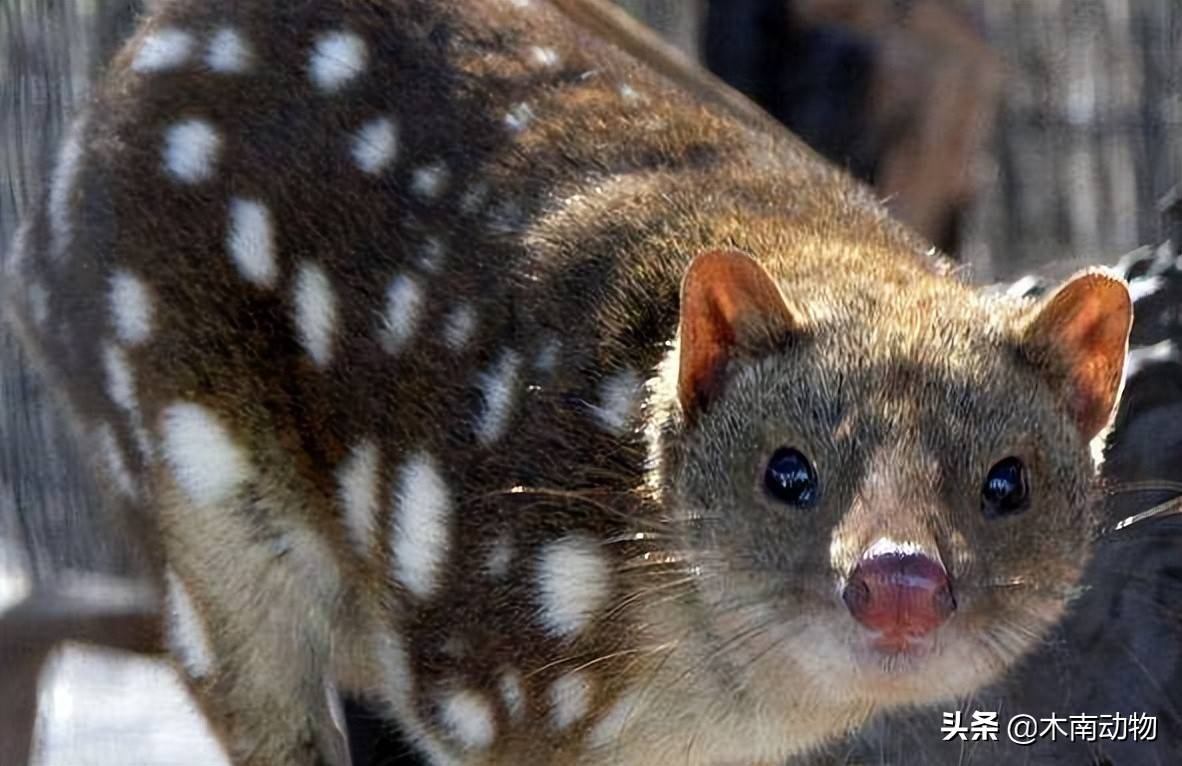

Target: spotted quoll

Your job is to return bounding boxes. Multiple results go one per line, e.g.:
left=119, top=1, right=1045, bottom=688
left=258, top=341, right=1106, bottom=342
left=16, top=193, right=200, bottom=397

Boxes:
left=1, top=0, right=1134, bottom=764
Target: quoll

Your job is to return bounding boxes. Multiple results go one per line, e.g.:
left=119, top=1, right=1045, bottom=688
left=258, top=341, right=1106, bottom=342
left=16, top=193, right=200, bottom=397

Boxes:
left=1, top=0, right=1133, bottom=764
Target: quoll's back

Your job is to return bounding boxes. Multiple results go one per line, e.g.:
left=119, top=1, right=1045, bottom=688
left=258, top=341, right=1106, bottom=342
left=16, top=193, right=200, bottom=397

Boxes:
left=2, top=1, right=1134, bottom=765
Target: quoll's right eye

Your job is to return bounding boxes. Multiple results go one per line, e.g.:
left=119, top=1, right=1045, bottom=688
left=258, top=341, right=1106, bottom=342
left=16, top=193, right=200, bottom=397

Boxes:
left=764, top=447, right=819, bottom=508
left=981, top=456, right=1029, bottom=518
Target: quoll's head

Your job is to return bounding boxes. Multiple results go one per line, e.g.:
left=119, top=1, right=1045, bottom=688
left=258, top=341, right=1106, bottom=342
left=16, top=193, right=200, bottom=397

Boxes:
left=661, top=250, right=1132, bottom=708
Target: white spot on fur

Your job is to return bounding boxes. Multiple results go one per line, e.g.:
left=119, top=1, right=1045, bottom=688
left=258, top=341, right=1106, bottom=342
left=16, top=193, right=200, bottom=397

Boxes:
left=391, top=453, right=452, bottom=599
left=205, top=27, right=251, bottom=73
left=534, top=337, right=561, bottom=374
left=537, top=536, right=611, bottom=638
left=96, top=424, right=136, bottom=499
left=485, top=534, right=513, bottom=578
left=531, top=46, right=559, bottom=68
left=109, top=270, right=154, bottom=346
left=227, top=198, right=277, bottom=287
left=102, top=343, right=154, bottom=461
left=131, top=425, right=154, bottom=463
left=337, top=440, right=381, bottom=555
left=27, top=281, right=49, bottom=327
left=309, top=30, right=368, bottom=92
left=589, top=368, right=644, bottom=434
left=588, top=691, right=641, bottom=748
left=419, top=236, right=446, bottom=272
left=548, top=671, right=592, bottom=730
left=49, top=116, right=87, bottom=260
left=132, top=27, right=194, bottom=72
left=499, top=670, right=524, bottom=719
left=439, top=689, right=495, bottom=750
left=164, top=569, right=214, bottom=678
left=103, top=343, right=136, bottom=413
left=411, top=162, right=449, bottom=200
left=442, top=304, right=476, bottom=350
left=162, top=119, right=221, bottom=183
left=160, top=402, right=251, bottom=507
left=505, top=102, right=535, bottom=132
left=475, top=349, right=522, bottom=445
left=352, top=116, right=398, bottom=174
left=293, top=261, right=338, bottom=367
left=379, top=274, right=423, bottom=354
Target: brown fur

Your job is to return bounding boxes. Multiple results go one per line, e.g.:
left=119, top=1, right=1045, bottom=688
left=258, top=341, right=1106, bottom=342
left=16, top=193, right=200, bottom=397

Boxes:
left=2, top=1, right=1131, bottom=764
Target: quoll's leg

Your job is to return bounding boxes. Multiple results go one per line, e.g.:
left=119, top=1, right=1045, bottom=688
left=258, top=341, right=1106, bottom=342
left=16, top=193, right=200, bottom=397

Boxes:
left=159, top=486, right=350, bottom=766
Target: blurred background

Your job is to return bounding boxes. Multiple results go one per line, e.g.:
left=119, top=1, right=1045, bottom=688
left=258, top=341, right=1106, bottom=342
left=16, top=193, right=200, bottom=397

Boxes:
left=1, top=0, right=1180, bottom=764
left=630, top=0, right=1182, bottom=280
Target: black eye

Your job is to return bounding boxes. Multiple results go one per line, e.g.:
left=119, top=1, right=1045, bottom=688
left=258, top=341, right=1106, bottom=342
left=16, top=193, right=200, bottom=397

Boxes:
left=981, top=457, right=1029, bottom=518
left=764, top=447, right=819, bottom=507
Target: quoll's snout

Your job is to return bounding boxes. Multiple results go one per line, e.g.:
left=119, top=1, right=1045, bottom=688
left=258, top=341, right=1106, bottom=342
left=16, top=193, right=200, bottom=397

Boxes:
left=843, top=549, right=956, bottom=649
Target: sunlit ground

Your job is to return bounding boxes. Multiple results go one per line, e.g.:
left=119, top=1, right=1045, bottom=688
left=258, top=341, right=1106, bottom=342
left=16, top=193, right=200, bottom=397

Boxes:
left=30, top=644, right=229, bottom=766
left=1, top=555, right=228, bottom=766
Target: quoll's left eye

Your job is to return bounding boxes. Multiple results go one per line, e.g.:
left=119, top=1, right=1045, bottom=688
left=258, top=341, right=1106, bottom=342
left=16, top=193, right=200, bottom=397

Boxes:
left=764, top=447, right=819, bottom=508
left=981, top=457, right=1029, bottom=518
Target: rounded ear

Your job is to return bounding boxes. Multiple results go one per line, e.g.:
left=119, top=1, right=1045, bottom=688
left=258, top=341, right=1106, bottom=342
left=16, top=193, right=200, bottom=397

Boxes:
left=1020, top=268, right=1133, bottom=440
left=677, top=250, right=798, bottom=418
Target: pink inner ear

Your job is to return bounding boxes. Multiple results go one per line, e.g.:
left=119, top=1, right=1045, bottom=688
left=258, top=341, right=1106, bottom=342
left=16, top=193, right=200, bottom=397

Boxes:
left=677, top=251, right=795, bottom=417
left=1026, top=271, right=1132, bottom=440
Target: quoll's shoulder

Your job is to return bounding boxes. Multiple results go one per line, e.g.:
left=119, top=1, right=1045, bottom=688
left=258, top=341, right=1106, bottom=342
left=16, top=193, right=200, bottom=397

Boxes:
left=6, top=0, right=709, bottom=478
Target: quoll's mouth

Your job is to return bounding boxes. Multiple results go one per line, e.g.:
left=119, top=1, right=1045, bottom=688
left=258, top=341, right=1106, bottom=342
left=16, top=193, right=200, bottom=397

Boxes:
left=841, top=545, right=957, bottom=661
left=864, top=628, right=938, bottom=659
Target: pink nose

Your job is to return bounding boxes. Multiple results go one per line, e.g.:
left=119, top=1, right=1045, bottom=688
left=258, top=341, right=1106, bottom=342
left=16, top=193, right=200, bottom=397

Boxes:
left=842, top=552, right=955, bottom=640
